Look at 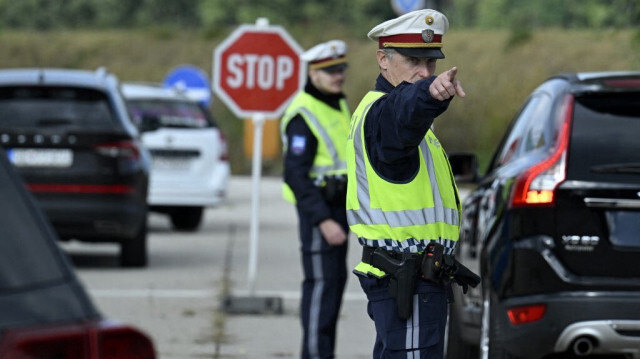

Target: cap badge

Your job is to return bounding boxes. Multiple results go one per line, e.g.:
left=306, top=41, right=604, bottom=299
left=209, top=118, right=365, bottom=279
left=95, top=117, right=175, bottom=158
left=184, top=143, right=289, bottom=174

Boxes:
left=425, top=16, right=434, bottom=25
left=330, top=44, right=338, bottom=58
left=422, top=29, right=435, bottom=43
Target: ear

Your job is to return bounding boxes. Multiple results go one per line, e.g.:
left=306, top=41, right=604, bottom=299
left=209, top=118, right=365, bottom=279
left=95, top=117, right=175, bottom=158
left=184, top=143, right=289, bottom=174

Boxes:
left=376, top=50, right=388, bottom=70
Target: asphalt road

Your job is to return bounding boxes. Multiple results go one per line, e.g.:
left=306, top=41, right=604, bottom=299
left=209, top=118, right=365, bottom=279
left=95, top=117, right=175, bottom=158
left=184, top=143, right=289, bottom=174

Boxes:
left=64, top=175, right=375, bottom=359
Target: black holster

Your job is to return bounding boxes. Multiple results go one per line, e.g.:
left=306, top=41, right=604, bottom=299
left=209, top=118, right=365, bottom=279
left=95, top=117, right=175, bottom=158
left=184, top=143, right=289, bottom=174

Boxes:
left=320, top=176, right=347, bottom=206
left=370, top=249, right=419, bottom=320
left=421, top=242, right=481, bottom=295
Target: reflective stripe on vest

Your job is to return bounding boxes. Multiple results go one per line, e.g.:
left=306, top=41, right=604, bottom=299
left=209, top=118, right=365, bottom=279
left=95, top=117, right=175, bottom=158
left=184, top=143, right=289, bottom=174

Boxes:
left=295, top=107, right=347, bottom=176
left=280, top=92, right=350, bottom=203
left=347, top=91, right=460, bottom=257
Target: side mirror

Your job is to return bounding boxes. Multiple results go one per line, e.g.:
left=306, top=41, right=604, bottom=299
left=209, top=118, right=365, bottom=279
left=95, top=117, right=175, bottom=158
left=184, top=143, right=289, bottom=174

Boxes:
left=139, top=114, right=161, bottom=133
left=449, top=152, right=479, bottom=183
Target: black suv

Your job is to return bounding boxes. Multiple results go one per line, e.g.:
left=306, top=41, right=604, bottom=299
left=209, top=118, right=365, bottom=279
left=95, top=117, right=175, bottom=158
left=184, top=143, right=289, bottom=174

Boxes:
left=447, top=71, right=640, bottom=359
left=0, top=68, right=150, bottom=267
left=0, top=147, right=156, bottom=358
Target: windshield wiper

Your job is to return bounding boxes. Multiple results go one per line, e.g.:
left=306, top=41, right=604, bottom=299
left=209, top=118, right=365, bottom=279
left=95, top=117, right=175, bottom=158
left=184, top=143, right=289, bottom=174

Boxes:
left=591, top=163, right=640, bottom=174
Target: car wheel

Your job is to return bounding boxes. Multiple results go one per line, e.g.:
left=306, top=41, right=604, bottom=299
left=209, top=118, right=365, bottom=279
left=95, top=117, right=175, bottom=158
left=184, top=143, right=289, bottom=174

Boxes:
left=480, top=285, right=519, bottom=359
left=120, top=219, right=148, bottom=268
left=170, top=206, right=204, bottom=231
left=446, top=300, right=478, bottom=359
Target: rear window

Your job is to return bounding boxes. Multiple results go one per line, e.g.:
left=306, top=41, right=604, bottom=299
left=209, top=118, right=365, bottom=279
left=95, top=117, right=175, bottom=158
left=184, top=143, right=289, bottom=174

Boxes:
left=0, top=86, right=116, bottom=131
left=126, top=99, right=214, bottom=129
left=567, top=92, right=640, bottom=183
left=0, top=150, right=67, bottom=291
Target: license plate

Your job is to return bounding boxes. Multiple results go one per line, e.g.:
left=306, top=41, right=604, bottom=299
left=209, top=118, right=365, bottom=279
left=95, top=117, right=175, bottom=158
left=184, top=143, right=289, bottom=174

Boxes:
left=7, top=148, right=73, bottom=168
left=152, top=156, right=191, bottom=171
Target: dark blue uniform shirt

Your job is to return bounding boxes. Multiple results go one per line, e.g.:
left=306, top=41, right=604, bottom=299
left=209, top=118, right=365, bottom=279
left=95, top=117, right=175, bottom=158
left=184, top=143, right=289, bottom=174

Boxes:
left=365, top=74, right=452, bottom=182
left=283, top=80, right=345, bottom=225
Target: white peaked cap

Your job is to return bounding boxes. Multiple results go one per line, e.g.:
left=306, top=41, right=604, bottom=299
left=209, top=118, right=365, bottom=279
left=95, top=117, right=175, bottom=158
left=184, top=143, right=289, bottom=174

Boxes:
left=301, top=40, right=348, bottom=70
left=367, top=9, right=449, bottom=58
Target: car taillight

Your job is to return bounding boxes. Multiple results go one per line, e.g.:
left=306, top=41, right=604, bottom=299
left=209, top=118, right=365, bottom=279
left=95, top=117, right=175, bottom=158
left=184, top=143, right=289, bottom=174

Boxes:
left=218, top=130, right=229, bottom=162
left=510, top=95, right=573, bottom=207
left=507, top=304, right=547, bottom=325
left=2, top=324, right=89, bottom=359
left=94, top=140, right=141, bottom=160
left=0, top=320, right=155, bottom=359
left=99, top=322, right=156, bottom=359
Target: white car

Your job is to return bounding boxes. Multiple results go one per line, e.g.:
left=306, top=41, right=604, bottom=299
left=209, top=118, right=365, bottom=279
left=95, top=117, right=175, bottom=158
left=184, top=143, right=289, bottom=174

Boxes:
left=121, top=82, right=230, bottom=231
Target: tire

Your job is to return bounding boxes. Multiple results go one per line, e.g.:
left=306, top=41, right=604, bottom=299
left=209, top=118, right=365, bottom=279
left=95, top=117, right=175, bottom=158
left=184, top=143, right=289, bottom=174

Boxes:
left=170, top=206, right=204, bottom=231
left=480, top=286, right=519, bottom=359
left=446, top=302, right=479, bottom=359
left=120, top=219, right=148, bottom=268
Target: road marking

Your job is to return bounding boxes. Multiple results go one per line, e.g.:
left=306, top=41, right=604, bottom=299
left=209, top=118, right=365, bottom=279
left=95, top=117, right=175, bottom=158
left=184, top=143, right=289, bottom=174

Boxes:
left=89, top=288, right=367, bottom=301
left=89, top=289, right=216, bottom=298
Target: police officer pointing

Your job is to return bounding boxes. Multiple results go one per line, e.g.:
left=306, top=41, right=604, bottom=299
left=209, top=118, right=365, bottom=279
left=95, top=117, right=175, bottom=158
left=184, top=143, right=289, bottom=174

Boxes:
left=281, top=40, right=351, bottom=359
left=346, top=9, right=478, bottom=358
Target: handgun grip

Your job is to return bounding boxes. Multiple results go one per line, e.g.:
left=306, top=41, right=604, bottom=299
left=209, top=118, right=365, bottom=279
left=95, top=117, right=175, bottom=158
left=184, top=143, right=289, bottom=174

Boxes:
left=370, top=249, right=402, bottom=275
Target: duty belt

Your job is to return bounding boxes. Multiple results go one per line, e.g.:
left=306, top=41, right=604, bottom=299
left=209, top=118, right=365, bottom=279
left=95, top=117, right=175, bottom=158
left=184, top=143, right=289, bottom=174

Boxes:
left=361, top=245, right=420, bottom=266
left=360, top=244, right=480, bottom=320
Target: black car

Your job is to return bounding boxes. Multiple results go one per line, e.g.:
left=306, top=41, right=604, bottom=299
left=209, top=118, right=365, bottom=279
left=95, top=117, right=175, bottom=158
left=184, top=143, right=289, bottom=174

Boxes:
left=447, top=71, right=640, bottom=359
left=0, top=68, right=150, bottom=267
left=0, top=147, right=156, bottom=358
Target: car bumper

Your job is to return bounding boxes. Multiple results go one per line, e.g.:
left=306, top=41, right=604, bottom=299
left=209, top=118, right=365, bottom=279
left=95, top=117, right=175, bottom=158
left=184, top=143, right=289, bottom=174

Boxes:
left=36, top=195, right=147, bottom=241
left=495, top=291, right=640, bottom=358
left=147, top=165, right=229, bottom=207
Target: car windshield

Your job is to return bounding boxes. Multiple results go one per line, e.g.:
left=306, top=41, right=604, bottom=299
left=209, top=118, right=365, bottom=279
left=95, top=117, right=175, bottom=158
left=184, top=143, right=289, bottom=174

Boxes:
left=126, top=99, right=214, bottom=129
left=0, top=86, right=116, bottom=130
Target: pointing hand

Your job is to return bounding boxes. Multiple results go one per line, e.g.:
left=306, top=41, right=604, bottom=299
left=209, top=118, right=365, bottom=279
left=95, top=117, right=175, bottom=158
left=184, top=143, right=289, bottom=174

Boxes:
left=429, top=67, right=466, bottom=101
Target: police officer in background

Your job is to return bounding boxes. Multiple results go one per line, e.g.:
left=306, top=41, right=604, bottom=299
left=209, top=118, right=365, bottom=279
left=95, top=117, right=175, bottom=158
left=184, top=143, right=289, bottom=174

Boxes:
left=280, top=40, right=351, bottom=359
left=346, top=9, right=475, bottom=358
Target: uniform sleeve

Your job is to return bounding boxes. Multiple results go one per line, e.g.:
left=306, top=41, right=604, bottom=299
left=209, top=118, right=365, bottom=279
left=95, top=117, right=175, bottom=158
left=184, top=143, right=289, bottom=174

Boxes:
left=283, top=115, right=332, bottom=225
left=365, top=77, right=452, bottom=181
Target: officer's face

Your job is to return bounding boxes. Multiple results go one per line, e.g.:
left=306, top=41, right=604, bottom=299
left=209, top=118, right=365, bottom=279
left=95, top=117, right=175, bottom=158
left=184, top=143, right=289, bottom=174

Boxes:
left=377, top=50, right=437, bottom=86
left=309, top=67, right=346, bottom=95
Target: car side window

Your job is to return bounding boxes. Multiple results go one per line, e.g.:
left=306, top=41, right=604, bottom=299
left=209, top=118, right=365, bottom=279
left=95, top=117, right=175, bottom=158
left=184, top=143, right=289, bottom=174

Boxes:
left=522, top=93, right=554, bottom=154
left=494, top=93, right=552, bottom=167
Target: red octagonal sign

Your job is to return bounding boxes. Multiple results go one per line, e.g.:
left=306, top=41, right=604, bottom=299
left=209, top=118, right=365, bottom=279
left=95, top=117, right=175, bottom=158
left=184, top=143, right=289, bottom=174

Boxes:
left=213, top=23, right=304, bottom=119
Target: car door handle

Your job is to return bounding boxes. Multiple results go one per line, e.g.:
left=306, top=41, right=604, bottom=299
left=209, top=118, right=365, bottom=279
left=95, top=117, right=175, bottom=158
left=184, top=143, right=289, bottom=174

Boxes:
left=584, top=197, right=640, bottom=209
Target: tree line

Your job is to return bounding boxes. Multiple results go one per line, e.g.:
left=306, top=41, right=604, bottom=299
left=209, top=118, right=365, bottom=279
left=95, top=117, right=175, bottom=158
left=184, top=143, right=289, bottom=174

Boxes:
left=1, top=0, right=638, bottom=32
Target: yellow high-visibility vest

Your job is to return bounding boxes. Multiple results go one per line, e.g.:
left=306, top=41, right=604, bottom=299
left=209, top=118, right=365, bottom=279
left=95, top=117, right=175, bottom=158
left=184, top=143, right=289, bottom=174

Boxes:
left=346, top=91, right=461, bottom=277
left=280, top=91, right=351, bottom=203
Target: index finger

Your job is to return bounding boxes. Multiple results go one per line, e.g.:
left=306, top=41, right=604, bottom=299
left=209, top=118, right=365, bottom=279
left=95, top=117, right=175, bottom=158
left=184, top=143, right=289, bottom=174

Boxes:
left=455, top=81, right=466, bottom=98
left=447, top=67, right=458, bottom=81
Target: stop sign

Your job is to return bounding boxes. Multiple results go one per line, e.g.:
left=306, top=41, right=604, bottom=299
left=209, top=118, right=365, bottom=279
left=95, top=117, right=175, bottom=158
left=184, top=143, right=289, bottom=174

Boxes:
left=213, top=23, right=305, bottom=119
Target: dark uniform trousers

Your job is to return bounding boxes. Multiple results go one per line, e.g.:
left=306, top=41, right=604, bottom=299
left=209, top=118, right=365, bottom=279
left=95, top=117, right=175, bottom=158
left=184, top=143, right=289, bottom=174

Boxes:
left=297, top=204, right=348, bottom=359
left=357, top=272, right=448, bottom=359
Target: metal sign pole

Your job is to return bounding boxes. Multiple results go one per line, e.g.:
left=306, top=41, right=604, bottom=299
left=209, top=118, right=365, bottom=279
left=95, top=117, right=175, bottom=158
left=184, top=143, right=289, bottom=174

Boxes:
left=222, top=112, right=282, bottom=314
left=247, top=113, right=265, bottom=296
left=214, top=17, right=303, bottom=315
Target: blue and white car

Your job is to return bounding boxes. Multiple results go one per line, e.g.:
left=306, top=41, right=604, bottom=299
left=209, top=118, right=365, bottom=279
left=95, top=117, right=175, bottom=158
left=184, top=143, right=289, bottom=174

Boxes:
left=121, top=82, right=230, bottom=231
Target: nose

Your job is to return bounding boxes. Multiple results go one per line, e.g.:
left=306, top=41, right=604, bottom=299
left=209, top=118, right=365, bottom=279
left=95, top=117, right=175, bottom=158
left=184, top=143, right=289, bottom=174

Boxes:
left=417, top=61, right=432, bottom=78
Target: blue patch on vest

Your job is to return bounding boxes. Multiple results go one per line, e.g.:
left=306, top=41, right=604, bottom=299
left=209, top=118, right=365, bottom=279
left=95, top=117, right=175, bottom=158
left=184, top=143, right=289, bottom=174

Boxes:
left=291, top=135, right=307, bottom=155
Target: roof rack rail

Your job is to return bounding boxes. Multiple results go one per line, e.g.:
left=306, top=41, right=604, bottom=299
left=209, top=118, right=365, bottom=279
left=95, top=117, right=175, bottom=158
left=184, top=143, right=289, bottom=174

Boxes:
left=95, top=66, right=108, bottom=78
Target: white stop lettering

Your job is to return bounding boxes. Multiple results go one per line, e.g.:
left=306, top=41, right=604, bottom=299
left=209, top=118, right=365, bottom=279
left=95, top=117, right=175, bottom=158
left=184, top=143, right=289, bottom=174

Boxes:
left=226, top=54, right=294, bottom=90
